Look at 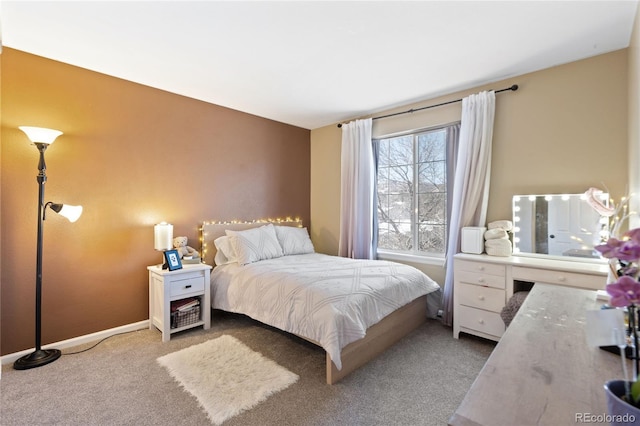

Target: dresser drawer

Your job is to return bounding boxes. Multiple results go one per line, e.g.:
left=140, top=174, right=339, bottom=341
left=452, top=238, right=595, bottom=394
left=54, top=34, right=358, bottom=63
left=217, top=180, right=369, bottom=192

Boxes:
left=170, top=276, right=205, bottom=297
left=458, top=305, right=505, bottom=338
left=512, top=266, right=606, bottom=290
left=457, top=270, right=506, bottom=289
left=458, top=283, right=505, bottom=312
left=456, top=259, right=506, bottom=277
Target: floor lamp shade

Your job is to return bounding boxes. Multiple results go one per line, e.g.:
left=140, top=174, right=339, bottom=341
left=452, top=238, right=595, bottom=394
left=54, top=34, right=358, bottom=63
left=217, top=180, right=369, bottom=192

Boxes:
left=154, top=222, right=173, bottom=251
left=19, top=126, right=63, bottom=144
left=49, top=203, right=83, bottom=223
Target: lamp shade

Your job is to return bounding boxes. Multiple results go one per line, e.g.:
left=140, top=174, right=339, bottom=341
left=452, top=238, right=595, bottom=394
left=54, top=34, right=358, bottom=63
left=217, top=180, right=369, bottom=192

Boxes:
left=50, top=204, right=83, bottom=222
left=154, top=222, right=173, bottom=251
left=19, top=126, right=63, bottom=144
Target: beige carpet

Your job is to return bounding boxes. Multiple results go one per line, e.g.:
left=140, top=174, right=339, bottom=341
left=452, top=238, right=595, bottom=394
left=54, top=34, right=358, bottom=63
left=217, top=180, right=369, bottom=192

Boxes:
left=157, top=335, right=298, bottom=425
left=1, top=312, right=495, bottom=425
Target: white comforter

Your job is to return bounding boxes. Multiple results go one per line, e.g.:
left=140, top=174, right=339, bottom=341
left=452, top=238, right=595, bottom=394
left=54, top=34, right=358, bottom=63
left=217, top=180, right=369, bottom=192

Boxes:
left=210, top=253, right=440, bottom=370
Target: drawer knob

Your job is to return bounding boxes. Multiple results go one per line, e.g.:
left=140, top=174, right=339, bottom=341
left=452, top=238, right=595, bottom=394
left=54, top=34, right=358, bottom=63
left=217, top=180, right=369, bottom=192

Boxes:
left=558, top=276, right=566, bottom=282
left=478, top=278, right=485, bottom=283
left=185, top=285, right=192, bottom=289
left=478, top=319, right=485, bottom=324
left=478, top=295, right=485, bottom=301
left=478, top=266, right=485, bottom=271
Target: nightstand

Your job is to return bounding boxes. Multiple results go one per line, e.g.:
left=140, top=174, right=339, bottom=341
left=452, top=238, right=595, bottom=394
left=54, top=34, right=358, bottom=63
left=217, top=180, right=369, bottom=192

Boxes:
left=148, top=263, right=212, bottom=342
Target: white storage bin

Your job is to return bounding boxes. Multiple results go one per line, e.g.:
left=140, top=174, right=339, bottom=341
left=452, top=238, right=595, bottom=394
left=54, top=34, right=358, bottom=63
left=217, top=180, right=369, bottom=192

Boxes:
left=461, top=227, right=486, bottom=254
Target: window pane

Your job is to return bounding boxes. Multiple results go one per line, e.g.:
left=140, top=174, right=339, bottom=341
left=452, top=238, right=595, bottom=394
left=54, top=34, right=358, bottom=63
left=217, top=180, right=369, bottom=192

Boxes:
left=389, top=136, right=413, bottom=166
left=388, top=165, right=413, bottom=194
left=418, top=192, right=446, bottom=223
left=378, top=221, right=391, bottom=247
left=378, top=139, right=391, bottom=167
left=382, top=194, right=411, bottom=223
left=418, top=161, right=445, bottom=192
left=418, top=224, right=446, bottom=253
left=377, top=166, right=389, bottom=192
left=377, top=193, right=390, bottom=223
left=418, top=130, right=446, bottom=162
left=379, top=221, right=413, bottom=251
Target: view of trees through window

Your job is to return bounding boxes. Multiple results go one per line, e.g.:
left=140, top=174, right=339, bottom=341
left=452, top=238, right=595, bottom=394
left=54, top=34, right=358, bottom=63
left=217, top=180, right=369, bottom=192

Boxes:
left=377, top=127, right=447, bottom=255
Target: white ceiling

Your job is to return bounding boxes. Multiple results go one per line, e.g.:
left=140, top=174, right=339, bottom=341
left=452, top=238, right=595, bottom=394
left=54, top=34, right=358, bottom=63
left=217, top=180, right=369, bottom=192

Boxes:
left=1, top=1, right=638, bottom=130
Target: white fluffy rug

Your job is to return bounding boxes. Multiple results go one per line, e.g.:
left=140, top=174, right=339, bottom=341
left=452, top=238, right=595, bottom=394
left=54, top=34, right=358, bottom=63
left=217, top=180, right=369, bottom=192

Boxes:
left=157, top=335, right=299, bottom=425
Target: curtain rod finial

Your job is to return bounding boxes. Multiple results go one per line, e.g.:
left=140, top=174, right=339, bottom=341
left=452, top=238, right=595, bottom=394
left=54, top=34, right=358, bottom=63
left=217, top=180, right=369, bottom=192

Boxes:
left=510, top=84, right=519, bottom=91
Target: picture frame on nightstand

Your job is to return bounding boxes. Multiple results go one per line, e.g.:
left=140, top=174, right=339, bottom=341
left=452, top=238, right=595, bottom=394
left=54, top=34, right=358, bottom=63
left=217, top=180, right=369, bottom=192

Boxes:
left=164, top=249, right=182, bottom=271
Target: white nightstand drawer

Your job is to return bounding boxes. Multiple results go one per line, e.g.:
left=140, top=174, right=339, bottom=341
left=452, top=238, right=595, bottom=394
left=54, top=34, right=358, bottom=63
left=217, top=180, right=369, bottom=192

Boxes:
left=458, top=283, right=505, bottom=312
left=456, top=259, right=506, bottom=277
left=170, top=277, right=205, bottom=297
left=457, top=270, right=506, bottom=289
left=169, top=270, right=205, bottom=281
left=512, top=266, right=606, bottom=290
left=458, top=305, right=505, bottom=338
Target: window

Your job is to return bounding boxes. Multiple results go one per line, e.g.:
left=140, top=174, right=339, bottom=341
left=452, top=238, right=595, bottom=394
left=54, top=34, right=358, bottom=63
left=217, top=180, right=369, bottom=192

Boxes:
left=376, top=126, right=451, bottom=256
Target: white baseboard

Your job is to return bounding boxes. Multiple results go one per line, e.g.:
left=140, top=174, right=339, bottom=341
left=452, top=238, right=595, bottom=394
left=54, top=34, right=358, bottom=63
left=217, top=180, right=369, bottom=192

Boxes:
left=1, top=320, right=150, bottom=366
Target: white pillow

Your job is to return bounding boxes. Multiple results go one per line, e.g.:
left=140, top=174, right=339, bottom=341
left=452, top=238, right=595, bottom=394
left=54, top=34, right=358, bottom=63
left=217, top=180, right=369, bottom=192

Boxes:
left=274, top=226, right=315, bottom=255
left=226, top=224, right=284, bottom=266
left=213, top=236, right=237, bottom=265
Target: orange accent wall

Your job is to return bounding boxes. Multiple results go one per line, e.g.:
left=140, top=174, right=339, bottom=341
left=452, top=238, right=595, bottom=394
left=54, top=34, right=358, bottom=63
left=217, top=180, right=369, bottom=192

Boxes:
left=0, top=48, right=310, bottom=355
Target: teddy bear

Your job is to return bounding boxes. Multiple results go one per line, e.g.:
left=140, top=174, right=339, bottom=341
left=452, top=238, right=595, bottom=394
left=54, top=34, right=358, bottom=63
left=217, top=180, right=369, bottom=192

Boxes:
left=173, top=236, right=200, bottom=259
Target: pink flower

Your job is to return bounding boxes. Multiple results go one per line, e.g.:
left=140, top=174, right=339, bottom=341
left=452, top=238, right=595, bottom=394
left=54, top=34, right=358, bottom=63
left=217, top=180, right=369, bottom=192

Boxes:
left=606, top=276, right=640, bottom=307
left=596, top=238, right=625, bottom=258
left=615, top=241, right=640, bottom=263
left=625, top=228, right=640, bottom=244
left=596, top=233, right=640, bottom=263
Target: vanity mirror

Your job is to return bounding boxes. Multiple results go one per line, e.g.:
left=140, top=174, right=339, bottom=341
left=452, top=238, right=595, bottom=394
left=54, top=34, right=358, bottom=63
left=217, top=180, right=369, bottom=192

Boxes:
left=512, top=193, right=609, bottom=260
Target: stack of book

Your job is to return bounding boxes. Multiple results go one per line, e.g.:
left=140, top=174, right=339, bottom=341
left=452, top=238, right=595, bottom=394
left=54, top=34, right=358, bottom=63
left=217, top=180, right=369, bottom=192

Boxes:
left=170, top=297, right=200, bottom=328
left=170, top=297, right=200, bottom=312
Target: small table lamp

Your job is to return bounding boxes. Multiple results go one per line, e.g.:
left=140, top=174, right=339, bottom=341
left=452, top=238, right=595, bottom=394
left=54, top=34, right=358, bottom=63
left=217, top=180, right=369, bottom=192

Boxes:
left=154, top=222, right=173, bottom=269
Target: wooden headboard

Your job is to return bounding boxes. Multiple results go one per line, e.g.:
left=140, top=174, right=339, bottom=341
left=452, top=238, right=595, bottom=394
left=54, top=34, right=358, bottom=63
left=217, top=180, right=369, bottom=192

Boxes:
left=200, top=218, right=303, bottom=266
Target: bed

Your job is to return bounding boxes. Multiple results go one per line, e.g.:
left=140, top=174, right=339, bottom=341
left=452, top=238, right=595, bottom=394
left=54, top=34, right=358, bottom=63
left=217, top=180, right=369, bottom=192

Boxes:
left=200, top=219, right=441, bottom=384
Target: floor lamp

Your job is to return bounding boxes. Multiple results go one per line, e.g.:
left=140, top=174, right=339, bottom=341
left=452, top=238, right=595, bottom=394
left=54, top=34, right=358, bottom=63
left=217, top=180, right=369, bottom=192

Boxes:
left=13, top=126, right=83, bottom=370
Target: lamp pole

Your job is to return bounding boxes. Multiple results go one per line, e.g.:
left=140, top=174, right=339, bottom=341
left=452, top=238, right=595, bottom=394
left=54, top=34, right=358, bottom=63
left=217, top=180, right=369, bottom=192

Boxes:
left=13, top=142, right=62, bottom=369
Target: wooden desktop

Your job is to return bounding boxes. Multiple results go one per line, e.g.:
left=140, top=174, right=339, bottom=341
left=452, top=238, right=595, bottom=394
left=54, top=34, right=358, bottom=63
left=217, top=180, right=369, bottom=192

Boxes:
left=449, top=283, right=626, bottom=425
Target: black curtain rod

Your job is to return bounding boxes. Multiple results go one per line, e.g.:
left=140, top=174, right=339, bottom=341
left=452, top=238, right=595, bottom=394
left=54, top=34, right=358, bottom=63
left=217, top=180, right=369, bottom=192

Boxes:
left=337, top=84, right=519, bottom=128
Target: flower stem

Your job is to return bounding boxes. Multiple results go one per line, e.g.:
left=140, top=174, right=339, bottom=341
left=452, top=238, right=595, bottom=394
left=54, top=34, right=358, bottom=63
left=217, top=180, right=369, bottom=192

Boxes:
left=631, top=305, right=640, bottom=385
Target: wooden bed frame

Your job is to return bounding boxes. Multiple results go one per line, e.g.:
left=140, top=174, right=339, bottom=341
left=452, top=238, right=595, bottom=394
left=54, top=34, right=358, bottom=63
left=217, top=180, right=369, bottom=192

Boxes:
left=200, top=219, right=428, bottom=384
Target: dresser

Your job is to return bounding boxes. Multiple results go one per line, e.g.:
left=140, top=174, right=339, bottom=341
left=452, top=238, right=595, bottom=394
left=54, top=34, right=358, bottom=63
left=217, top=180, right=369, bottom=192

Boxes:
left=453, top=253, right=609, bottom=341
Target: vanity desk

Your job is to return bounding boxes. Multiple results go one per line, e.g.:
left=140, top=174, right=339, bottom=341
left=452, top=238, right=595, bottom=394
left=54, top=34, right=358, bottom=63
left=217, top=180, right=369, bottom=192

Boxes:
left=453, top=252, right=609, bottom=341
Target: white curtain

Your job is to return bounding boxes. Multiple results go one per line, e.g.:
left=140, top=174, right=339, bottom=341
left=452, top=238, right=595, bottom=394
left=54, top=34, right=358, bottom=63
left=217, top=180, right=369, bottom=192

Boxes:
left=339, top=118, right=375, bottom=259
left=441, top=91, right=496, bottom=326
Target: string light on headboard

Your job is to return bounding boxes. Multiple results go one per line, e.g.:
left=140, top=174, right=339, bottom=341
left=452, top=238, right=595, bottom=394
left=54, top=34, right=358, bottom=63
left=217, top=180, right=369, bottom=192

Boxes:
left=199, top=217, right=303, bottom=263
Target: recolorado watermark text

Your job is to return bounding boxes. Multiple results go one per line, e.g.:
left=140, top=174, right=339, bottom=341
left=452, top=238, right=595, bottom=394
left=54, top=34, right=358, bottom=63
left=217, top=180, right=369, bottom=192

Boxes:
left=576, top=413, right=636, bottom=423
